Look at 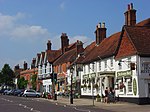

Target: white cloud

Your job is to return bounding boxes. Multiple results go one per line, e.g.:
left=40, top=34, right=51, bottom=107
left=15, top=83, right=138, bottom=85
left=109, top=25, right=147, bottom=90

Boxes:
left=10, top=25, right=50, bottom=41
left=0, top=12, right=25, bottom=31
left=70, top=35, right=93, bottom=47
left=0, top=12, right=50, bottom=42
left=60, top=2, right=65, bottom=10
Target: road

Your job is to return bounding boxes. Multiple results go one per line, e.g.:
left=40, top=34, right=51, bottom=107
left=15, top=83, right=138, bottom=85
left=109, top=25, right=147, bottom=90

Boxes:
left=0, top=95, right=114, bottom=112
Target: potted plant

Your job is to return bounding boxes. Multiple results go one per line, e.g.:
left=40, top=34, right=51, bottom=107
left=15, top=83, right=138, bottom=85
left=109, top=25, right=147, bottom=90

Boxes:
left=88, top=84, right=91, bottom=88
left=96, top=94, right=101, bottom=102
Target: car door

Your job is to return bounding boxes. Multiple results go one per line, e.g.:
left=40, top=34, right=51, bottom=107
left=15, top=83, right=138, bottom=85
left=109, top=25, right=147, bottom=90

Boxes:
left=30, top=90, right=36, bottom=97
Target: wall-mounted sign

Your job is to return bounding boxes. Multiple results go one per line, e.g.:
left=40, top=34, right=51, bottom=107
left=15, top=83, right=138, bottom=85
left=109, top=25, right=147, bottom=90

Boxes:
left=117, top=70, right=132, bottom=77
left=133, top=78, right=137, bottom=96
left=141, top=62, right=150, bottom=73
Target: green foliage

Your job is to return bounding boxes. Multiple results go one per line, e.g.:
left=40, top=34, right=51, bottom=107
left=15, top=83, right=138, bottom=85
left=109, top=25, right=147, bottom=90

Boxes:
left=17, top=77, right=28, bottom=89
left=0, top=64, right=15, bottom=86
left=31, top=74, right=37, bottom=90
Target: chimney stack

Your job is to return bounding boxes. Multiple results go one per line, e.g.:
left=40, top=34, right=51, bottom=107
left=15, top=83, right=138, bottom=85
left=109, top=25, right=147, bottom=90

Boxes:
left=15, top=64, right=20, bottom=70
left=23, top=61, right=28, bottom=70
left=124, top=3, right=136, bottom=26
left=76, top=40, right=84, bottom=57
left=61, top=33, right=69, bottom=54
left=47, top=40, right=52, bottom=50
left=95, top=22, right=107, bottom=45
left=31, top=58, right=36, bottom=69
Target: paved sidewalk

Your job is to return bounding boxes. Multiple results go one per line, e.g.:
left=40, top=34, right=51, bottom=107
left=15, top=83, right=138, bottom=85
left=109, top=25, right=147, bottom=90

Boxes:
left=44, top=96, right=150, bottom=112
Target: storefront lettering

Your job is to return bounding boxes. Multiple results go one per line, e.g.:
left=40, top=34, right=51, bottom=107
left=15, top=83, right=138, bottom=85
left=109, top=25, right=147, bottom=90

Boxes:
left=141, top=62, right=150, bottom=73
left=117, top=70, right=132, bottom=77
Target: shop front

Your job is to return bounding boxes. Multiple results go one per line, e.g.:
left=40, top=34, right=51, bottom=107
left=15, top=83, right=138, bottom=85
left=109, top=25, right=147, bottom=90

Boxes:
left=115, top=70, right=139, bottom=103
left=98, top=71, right=115, bottom=97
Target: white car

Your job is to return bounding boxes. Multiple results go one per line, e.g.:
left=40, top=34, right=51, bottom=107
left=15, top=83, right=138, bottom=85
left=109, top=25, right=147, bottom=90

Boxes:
left=23, top=89, right=41, bottom=97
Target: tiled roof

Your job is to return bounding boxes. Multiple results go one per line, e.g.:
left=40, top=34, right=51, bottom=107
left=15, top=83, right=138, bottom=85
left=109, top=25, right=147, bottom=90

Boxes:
left=115, top=31, right=136, bottom=59
left=84, top=42, right=96, bottom=56
left=136, top=18, right=150, bottom=26
left=53, top=48, right=76, bottom=65
left=125, top=26, right=150, bottom=56
left=82, top=32, right=121, bottom=64
left=115, top=18, right=150, bottom=59
left=47, top=49, right=62, bottom=63
left=73, top=42, right=96, bottom=64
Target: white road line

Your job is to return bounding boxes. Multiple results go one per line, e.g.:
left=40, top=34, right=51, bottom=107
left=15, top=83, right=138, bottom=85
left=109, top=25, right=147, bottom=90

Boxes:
left=73, top=107, right=91, bottom=112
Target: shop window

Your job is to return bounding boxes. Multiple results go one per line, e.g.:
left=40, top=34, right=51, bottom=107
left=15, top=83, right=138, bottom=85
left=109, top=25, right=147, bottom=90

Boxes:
left=128, top=81, right=132, bottom=93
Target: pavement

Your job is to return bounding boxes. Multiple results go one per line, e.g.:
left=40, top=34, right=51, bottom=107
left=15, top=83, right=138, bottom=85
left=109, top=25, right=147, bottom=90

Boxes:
left=42, top=96, right=150, bottom=112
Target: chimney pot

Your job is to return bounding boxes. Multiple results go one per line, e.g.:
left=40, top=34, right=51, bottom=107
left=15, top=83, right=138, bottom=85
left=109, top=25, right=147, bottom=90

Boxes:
left=47, top=40, right=52, bottom=50
left=128, top=4, right=130, bottom=10
left=102, top=22, right=105, bottom=28
left=97, top=23, right=101, bottom=28
left=130, top=3, right=133, bottom=9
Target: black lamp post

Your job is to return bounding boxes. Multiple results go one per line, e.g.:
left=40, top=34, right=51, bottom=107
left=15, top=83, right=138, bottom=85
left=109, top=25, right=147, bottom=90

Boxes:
left=70, top=67, right=74, bottom=104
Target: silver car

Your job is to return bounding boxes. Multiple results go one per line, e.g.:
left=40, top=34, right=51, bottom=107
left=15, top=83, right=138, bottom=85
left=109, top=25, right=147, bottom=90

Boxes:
left=23, top=89, right=41, bottom=97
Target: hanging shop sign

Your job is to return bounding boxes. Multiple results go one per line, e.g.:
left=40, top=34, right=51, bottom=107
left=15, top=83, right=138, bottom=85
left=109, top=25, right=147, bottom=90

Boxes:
left=133, top=78, right=137, bottom=96
left=117, top=70, right=132, bottom=77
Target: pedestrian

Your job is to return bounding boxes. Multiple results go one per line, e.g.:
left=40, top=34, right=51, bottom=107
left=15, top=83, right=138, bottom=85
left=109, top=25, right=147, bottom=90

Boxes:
left=104, top=87, right=108, bottom=103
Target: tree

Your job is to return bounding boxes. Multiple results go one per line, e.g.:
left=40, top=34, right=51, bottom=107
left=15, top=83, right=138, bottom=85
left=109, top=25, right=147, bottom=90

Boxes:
left=31, top=74, right=37, bottom=90
left=17, top=77, right=28, bottom=89
left=0, top=64, right=15, bottom=87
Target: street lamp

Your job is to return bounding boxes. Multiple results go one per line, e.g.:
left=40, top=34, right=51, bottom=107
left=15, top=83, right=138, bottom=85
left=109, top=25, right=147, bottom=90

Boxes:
left=70, top=67, right=74, bottom=104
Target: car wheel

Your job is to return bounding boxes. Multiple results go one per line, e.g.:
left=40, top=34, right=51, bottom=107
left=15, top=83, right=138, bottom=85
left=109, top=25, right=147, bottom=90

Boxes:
left=24, top=94, right=27, bottom=97
left=36, top=95, right=39, bottom=98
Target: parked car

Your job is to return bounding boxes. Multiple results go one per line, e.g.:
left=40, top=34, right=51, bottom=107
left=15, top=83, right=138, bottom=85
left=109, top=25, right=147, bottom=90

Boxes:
left=14, top=89, right=25, bottom=96
left=3, top=89, right=11, bottom=95
left=0, top=89, right=6, bottom=94
left=23, top=89, right=42, bottom=97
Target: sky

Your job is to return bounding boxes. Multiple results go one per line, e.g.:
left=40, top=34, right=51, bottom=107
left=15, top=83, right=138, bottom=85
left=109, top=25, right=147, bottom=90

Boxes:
left=0, top=0, right=150, bottom=70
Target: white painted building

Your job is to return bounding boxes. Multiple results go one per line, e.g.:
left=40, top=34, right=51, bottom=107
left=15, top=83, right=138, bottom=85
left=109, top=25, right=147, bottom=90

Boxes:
left=79, top=4, right=150, bottom=104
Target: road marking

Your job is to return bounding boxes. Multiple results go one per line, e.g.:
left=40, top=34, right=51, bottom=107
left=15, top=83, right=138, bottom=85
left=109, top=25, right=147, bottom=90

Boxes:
left=73, top=107, right=91, bottom=112
left=19, top=104, right=22, bottom=106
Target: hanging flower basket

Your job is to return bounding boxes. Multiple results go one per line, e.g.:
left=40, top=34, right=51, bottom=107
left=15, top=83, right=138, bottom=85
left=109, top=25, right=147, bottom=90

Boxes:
left=83, top=84, right=87, bottom=88
left=119, top=83, right=125, bottom=89
left=88, top=84, right=91, bottom=88
left=94, top=83, right=99, bottom=89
